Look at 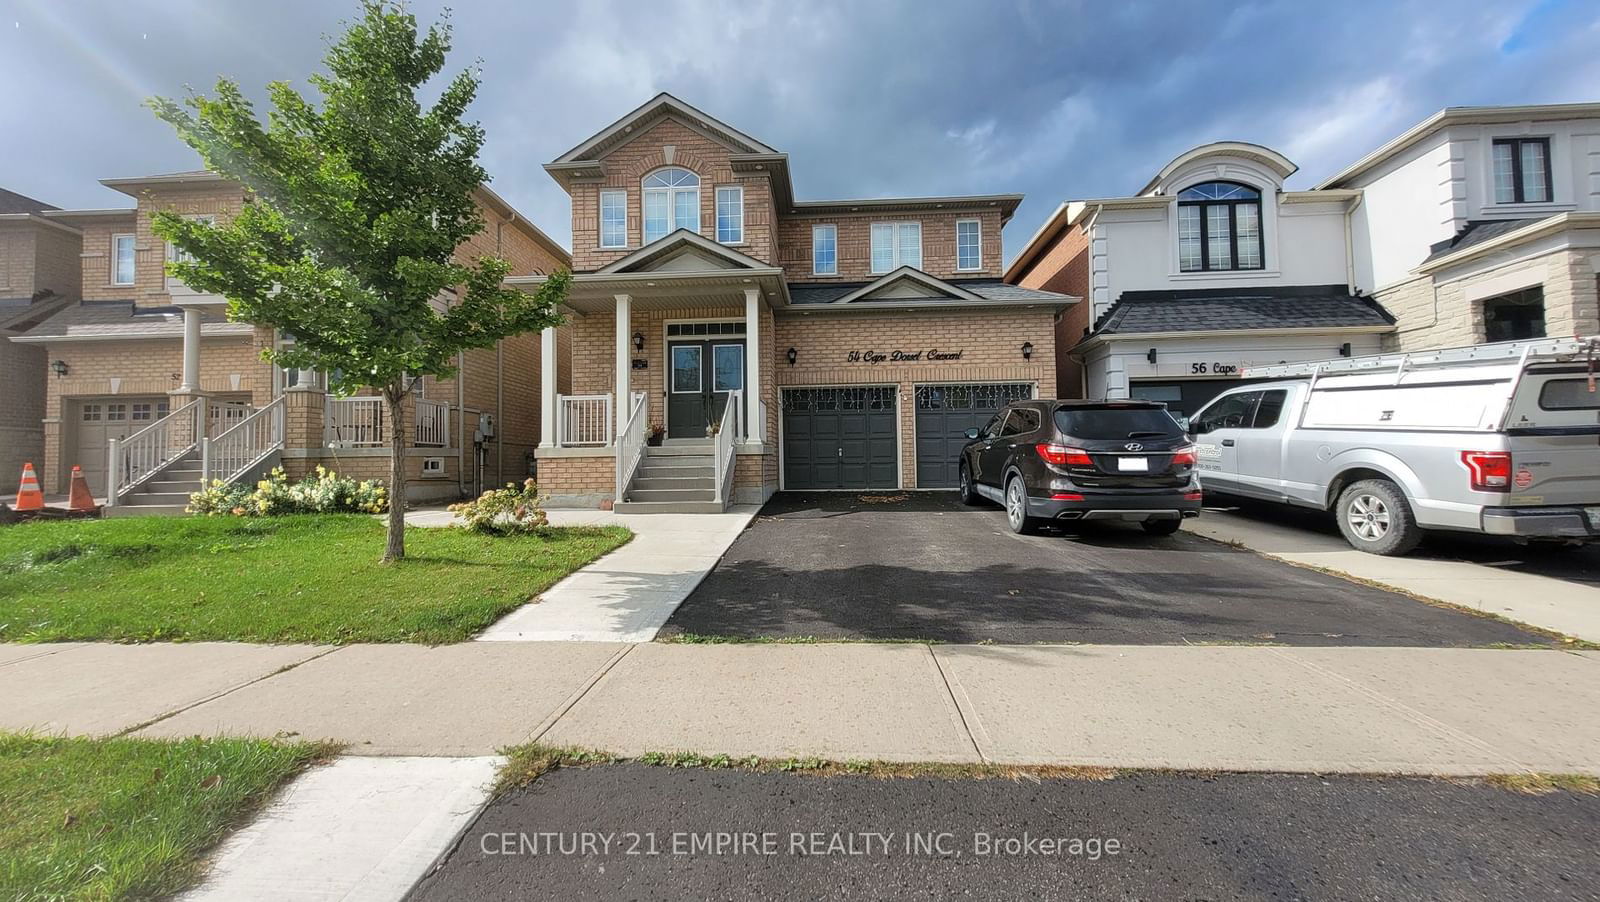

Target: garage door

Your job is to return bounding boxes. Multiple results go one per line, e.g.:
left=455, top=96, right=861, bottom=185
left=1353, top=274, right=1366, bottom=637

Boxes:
left=914, top=383, right=1034, bottom=488
left=1130, top=379, right=1273, bottom=422
left=71, top=397, right=169, bottom=495
left=782, top=387, right=898, bottom=489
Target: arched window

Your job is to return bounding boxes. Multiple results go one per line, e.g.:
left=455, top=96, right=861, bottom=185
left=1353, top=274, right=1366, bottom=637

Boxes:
left=1177, top=181, right=1263, bottom=272
left=642, top=167, right=700, bottom=243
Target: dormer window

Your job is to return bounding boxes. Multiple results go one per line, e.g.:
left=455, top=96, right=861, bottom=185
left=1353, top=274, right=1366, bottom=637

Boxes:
left=1177, top=181, right=1263, bottom=272
left=642, top=167, right=700, bottom=243
left=1492, top=138, right=1551, bottom=204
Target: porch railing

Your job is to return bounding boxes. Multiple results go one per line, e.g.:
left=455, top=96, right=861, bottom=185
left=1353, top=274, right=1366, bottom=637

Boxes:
left=201, top=396, right=285, bottom=487
left=106, top=397, right=204, bottom=506
left=415, top=398, right=450, bottom=447
left=557, top=394, right=613, bottom=446
left=614, top=391, right=648, bottom=503
left=325, top=396, right=386, bottom=448
left=713, top=390, right=741, bottom=505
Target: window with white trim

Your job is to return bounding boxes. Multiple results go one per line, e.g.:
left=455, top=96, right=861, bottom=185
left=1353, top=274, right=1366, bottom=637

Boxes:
left=112, top=234, right=136, bottom=285
left=955, top=219, right=981, bottom=271
left=642, top=167, right=700, bottom=243
left=715, top=186, right=743, bottom=244
left=812, top=224, right=837, bottom=275
left=870, top=222, right=921, bottom=273
left=599, top=190, right=627, bottom=248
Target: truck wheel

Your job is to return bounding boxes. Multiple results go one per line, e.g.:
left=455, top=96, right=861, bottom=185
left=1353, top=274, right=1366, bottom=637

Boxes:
left=958, top=463, right=980, bottom=506
left=1004, top=475, right=1039, bottom=535
left=1335, top=479, right=1422, bottom=556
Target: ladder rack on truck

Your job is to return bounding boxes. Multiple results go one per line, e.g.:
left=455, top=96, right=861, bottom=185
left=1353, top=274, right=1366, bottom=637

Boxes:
left=1242, top=335, right=1600, bottom=380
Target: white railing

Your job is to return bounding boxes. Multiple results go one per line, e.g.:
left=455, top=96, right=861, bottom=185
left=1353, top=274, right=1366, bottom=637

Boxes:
left=713, top=390, right=741, bottom=505
left=558, top=394, right=613, bottom=447
left=201, top=397, right=285, bottom=487
left=415, top=398, right=450, bottom=447
left=106, top=397, right=203, bottom=506
left=326, top=396, right=386, bottom=447
left=614, top=391, right=648, bottom=503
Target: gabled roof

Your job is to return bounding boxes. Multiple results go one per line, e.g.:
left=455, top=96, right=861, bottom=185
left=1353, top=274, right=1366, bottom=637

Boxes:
left=822, top=267, right=985, bottom=304
left=787, top=272, right=1074, bottom=310
left=596, top=229, right=772, bottom=274
left=550, top=93, right=780, bottom=166
left=1088, top=285, right=1394, bottom=339
left=0, top=187, right=57, bottom=214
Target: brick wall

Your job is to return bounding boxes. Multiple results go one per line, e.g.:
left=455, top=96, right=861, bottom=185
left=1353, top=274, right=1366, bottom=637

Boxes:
left=1013, top=221, right=1090, bottom=398
left=0, top=340, right=46, bottom=483
left=775, top=209, right=1006, bottom=282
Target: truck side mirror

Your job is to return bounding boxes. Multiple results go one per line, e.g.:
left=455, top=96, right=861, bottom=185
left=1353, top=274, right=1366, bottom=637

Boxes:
left=963, top=427, right=980, bottom=440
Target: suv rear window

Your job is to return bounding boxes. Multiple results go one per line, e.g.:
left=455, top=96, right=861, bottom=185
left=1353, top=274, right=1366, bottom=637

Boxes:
left=1539, top=379, right=1600, bottom=410
left=1053, top=406, right=1184, bottom=440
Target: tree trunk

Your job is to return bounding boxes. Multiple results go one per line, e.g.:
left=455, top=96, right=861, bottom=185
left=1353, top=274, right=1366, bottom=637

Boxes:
left=382, top=383, right=408, bottom=563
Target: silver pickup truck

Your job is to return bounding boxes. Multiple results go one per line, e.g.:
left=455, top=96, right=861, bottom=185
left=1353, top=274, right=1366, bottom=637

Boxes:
left=1186, top=336, right=1600, bottom=555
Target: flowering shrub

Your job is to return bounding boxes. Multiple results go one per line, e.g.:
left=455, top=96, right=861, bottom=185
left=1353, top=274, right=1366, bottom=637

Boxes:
left=188, top=466, right=388, bottom=516
left=448, top=479, right=549, bottom=535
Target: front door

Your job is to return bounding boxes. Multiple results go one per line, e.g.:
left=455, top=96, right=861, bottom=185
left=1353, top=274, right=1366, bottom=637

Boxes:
left=668, top=340, right=745, bottom=439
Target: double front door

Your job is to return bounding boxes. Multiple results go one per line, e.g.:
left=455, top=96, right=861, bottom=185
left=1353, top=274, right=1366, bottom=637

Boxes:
left=668, top=339, right=745, bottom=438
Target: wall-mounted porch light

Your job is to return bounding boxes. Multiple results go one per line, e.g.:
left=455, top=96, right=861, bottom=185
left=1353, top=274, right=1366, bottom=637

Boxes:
left=786, top=347, right=798, bottom=366
left=1146, top=347, right=1158, bottom=365
left=1020, top=341, right=1034, bottom=361
left=632, top=331, right=645, bottom=352
left=50, top=359, right=69, bottom=378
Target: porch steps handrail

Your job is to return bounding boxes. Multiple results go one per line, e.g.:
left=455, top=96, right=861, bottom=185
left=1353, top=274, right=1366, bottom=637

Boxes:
left=325, top=396, right=386, bottom=448
left=201, top=396, right=286, bottom=487
left=614, top=391, right=648, bottom=504
left=106, top=397, right=204, bottom=506
left=713, top=390, right=740, bottom=505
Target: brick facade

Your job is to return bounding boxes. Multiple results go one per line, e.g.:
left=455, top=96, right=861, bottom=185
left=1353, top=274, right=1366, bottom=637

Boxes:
left=1378, top=248, right=1600, bottom=352
left=1, top=215, right=82, bottom=485
left=775, top=209, right=1006, bottom=282
left=1011, top=221, right=1090, bottom=398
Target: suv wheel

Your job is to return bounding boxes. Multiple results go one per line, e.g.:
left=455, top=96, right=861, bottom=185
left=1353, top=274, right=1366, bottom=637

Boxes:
left=958, top=463, right=980, bottom=506
left=1335, top=479, right=1422, bottom=556
left=1004, top=475, right=1038, bottom=535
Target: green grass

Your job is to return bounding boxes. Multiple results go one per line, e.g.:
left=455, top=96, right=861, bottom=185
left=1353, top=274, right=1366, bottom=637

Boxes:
left=0, top=514, right=632, bottom=644
left=0, top=733, right=334, bottom=901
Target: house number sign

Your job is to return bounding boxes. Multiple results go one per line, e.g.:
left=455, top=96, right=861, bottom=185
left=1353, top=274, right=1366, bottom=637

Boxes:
left=846, top=349, right=964, bottom=365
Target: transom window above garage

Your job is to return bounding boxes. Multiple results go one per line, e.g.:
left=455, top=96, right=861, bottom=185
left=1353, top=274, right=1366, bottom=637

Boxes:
left=1177, top=181, right=1263, bottom=272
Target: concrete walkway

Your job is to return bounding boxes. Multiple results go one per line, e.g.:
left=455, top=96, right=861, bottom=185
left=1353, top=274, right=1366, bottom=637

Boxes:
left=1190, top=509, right=1600, bottom=643
left=5, top=640, right=1597, bottom=775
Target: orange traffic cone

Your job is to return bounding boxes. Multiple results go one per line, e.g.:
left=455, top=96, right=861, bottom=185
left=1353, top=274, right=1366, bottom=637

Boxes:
left=68, top=466, right=97, bottom=511
left=14, top=462, right=44, bottom=511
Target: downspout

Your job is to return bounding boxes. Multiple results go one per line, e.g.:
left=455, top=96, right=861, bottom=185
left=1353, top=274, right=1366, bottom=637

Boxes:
left=494, top=217, right=506, bottom=486
left=457, top=350, right=466, bottom=497
left=1078, top=205, right=1103, bottom=396
left=1343, top=192, right=1362, bottom=296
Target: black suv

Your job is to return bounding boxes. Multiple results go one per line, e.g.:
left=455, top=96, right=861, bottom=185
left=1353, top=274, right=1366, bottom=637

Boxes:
left=957, top=400, right=1201, bottom=535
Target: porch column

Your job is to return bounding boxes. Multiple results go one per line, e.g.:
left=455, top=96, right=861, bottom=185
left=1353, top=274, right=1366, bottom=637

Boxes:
left=539, top=325, right=557, bottom=448
left=743, top=287, right=762, bottom=443
left=614, top=293, right=631, bottom=439
left=178, top=307, right=202, bottom=392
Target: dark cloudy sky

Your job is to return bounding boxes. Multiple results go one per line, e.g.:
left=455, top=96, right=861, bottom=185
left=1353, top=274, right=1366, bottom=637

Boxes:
left=4, top=0, right=1596, bottom=263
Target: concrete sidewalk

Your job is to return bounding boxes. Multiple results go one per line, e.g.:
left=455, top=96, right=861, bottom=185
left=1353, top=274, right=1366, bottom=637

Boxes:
left=4, top=640, right=1597, bottom=776
left=1189, top=508, right=1600, bottom=643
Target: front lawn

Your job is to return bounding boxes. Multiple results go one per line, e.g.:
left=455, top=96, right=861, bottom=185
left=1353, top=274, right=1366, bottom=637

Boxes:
left=0, top=733, right=332, bottom=901
left=0, top=515, right=631, bottom=643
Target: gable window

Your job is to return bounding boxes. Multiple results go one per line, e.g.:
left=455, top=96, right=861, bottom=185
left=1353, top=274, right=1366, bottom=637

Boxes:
left=870, top=222, right=922, bottom=273
left=1492, top=138, right=1551, bottom=204
left=956, top=219, right=982, bottom=271
left=812, top=224, right=837, bottom=275
left=642, top=167, right=699, bottom=243
left=715, top=186, right=744, bottom=244
left=1482, top=286, right=1545, bottom=342
left=112, top=234, right=136, bottom=285
left=1177, top=181, right=1263, bottom=272
left=599, top=190, right=627, bottom=248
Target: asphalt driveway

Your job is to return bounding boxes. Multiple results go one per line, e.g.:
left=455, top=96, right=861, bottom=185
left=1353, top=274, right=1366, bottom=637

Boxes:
left=659, top=492, right=1556, bottom=646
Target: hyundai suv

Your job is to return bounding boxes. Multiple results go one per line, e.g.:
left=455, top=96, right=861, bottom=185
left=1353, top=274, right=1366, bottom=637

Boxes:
left=957, top=400, right=1202, bottom=535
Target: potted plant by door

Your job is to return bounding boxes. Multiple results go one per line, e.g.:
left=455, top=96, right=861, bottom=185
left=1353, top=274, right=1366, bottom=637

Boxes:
left=646, top=424, right=665, bottom=446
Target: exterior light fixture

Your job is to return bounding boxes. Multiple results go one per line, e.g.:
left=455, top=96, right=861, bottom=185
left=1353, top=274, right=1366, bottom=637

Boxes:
left=50, top=359, right=69, bottom=378
left=1146, top=348, right=1158, bottom=365
left=1021, top=342, right=1034, bottom=360
left=786, top=347, right=798, bottom=366
left=1339, top=342, right=1352, bottom=357
left=632, top=331, right=645, bottom=352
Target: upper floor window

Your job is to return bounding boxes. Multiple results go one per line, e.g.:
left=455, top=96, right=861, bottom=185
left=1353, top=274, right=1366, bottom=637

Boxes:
left=870, top=221, right=922, bottom=273
left=1177, top=181, right=1262, bottom=272
left=599, top=190, right=627, bottom=248
left=715, top=186, right=744, bottom=244
left=955, top=219, right=982, bottom=271
left=112, top=234, right=136, bottom=285
left=1492, top=138, right=1551, bottom=204
left=812, top=224, right=837, bottom=275
left=642, top=167, right=699, bottom=244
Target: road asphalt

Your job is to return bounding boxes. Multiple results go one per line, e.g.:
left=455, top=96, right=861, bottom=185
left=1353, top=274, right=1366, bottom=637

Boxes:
left=407, top=764, right=1600, bottom=901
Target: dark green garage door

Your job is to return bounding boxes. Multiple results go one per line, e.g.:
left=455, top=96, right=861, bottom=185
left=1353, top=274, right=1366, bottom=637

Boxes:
left=782, top=387, right=898, bottom=489
left=914, top=383, right=1034, bottom=488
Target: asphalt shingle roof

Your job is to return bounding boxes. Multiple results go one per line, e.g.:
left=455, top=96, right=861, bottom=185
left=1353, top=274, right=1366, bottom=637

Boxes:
left=18, top=302, right=250, bottom=340
left=1422, top=218, right=1544, bottom=264
left=1092, top=285, right=1395, bottom=336
left=787, top=278, right=1069, bottom=306
left=0, top=187, right=57, bottom=215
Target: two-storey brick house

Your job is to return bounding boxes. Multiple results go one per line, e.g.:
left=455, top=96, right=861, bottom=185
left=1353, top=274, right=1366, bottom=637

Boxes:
left=12, top=170, right=570, bottom=509
left=519, top=94, right=1075, bottom=510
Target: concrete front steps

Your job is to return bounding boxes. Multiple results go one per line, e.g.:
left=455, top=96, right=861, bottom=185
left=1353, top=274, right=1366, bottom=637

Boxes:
left=105, top=452, right=204, bottom=517
left=613, top=441, right=728, bottom=514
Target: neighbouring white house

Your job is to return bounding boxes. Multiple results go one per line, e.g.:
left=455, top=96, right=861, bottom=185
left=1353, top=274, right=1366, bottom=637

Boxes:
left=1321, top=102, right=1600, bottom=351
left=1008, top=142, right=1394, bottom=417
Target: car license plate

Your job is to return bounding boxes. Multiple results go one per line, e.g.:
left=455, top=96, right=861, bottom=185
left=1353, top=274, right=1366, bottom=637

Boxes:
left=1117, top=457, right=1149, bottom=472
left=1587, top=507, right=1600, bottom=530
